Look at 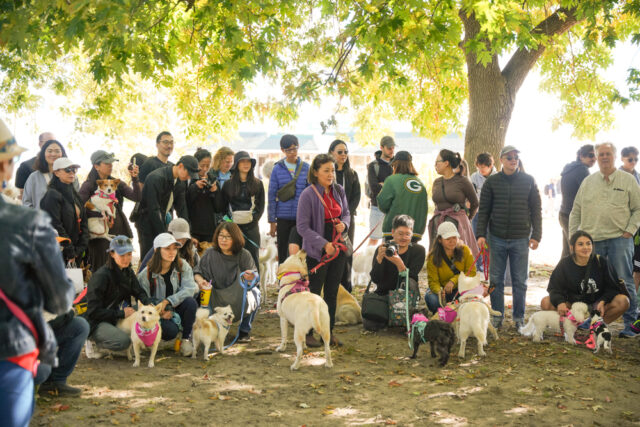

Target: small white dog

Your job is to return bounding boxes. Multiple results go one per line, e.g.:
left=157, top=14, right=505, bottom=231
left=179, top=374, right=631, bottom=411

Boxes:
left=275, top=250, right=333, bottom=370
left=352, top=245, right=376, bottom=288
left=259, top=232, right=278, bottom=303
left=117, top=301, right=162, bottom=368
left=85, top=179, right=120, bottom=240
left=456, top=272, right=499, bottom=358
left=191, top=305, right=235, bottom=360
left=519, top=302, right=590, bottom=344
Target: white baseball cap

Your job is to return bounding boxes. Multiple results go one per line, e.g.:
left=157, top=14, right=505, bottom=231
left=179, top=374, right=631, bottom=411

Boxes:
left=52, top=157, right=80, bottom=171
left=437, top=222, right=460, bottom=239
left=153, top=233, right=183, bottom=250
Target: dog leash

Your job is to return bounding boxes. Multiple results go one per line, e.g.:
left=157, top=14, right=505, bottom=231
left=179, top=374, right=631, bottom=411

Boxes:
left=308, top=185, right=348, bottom=274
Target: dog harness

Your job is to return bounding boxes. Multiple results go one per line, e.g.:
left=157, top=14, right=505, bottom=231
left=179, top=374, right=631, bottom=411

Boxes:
left=215, top=319, right=231, bottom=331
left=97, top=190, right=118, bottom=205
left=409, top=313, right=429, bottom=348
left=135, top=322, right=159, bottom=347
left=558, top=311, right=580, bottom=337
left=281, top=279, right=310, bottom=302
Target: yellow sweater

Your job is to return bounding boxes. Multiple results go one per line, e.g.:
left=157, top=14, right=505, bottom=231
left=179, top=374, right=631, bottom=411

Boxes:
left=427, top=245, right=476, bottom=294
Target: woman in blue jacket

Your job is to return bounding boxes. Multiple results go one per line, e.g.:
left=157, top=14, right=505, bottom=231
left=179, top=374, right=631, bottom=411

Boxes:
left=267, top=134, right=309, bottom=264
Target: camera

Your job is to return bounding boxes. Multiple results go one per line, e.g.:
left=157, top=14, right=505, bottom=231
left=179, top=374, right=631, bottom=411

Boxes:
left=384, top=242, right=398, bottom=257
left=202, top=178, right=217, bottom=190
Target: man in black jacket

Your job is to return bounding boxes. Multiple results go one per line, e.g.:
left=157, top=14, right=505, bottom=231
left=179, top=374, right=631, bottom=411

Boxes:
left=139, top=131, right=175, bottom=184
left=137, top=155, right=199, bottom=256
left=0, top=119, right=74, bottom=424
left=476, top=145, right=542, bottom=330
left=366, top=136, right=395, bottom=246
left=558, top=144, right=595, bottom=257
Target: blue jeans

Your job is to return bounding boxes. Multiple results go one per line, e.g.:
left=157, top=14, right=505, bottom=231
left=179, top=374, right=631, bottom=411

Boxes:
left=240, top=288, right=261, bottom=333
left=425, top=290, right=455, bottom=314
left=488, top=234, right=529, bottom=322
left=0, top=361, right=34, bottom=427
left=36, top=316, right=89, bottom=385
left=161, top=297, right=198, bottom=340
left=594, top=237, right=638, bottom=329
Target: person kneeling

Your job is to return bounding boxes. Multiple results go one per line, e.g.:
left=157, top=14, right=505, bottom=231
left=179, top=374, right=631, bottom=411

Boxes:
left=425, top=222, right=476, bottom=314
left=137, top=233, right=199, bottom=356
left=541, top=231, right=629, bottom=329
left=365, top=215, right=425, bottom=331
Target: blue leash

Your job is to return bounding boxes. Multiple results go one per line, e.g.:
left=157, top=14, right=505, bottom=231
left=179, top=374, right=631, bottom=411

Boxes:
left=223, top=215, right=260, bottom=248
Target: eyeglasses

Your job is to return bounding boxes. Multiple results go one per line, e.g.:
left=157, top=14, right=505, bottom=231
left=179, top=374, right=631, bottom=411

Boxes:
left=335, top=150, right=348, bottom=155
left=505, top=156, right=519, bottom=161
left=625, top=157, right=638, bottom=162
left=218, top=234, right=232, bottom=241
left=283, top=146, right=298, bottom=153
left=159, top=139, right=174, bottom=145
left=585, top=153, right=595, bottom=158
left=63, top=167, right=78, bottom=174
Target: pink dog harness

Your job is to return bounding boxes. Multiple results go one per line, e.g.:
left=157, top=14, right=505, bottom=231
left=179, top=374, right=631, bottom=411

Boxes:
left=281, top=279, right=310, bottom=301
left=135, top=322, right=159, bottom=347
left=410, top=313, right=429, bottom=325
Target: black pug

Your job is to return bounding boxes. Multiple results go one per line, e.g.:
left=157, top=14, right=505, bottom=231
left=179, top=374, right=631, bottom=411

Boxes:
left=409, top=309, right=455, bottom=367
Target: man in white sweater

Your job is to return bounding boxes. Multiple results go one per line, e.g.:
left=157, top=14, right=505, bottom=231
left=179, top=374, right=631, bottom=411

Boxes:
left=570, top=142, right=640, bottom=337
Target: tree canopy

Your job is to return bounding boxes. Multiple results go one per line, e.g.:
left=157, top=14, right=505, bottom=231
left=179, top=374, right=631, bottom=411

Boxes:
left=0, top=1, right=638, bottom=156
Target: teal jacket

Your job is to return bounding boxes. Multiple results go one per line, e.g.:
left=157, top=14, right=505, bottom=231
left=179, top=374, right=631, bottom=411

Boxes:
left=377, top=174, right=428, bottom=240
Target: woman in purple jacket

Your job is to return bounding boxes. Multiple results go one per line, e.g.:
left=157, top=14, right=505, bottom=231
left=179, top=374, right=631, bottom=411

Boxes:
left=297, top=154, right=350, bottom=348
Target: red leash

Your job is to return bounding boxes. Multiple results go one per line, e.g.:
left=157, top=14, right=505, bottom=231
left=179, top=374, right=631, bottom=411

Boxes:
left=309, top=185, right=347, bottom=274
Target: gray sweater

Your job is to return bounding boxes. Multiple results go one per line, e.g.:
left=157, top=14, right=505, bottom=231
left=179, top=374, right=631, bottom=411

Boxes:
left=193, top=248, right=256, bottom=289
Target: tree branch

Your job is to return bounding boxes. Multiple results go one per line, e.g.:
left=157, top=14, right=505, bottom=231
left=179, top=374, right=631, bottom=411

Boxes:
left=502, top=7, right=581, bottom=94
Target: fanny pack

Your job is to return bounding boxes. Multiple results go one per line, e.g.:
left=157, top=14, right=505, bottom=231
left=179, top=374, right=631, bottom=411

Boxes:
left=276, top=161, right=302, bottom=202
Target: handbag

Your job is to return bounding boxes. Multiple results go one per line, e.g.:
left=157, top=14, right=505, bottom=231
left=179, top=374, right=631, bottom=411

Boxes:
left=276, top=160, right=303, bottom=202
left=388, top=271, right=418, bottom=327
left=66, top=261, right=85, bottom=294
left=361, top=281, right=389, bottom=324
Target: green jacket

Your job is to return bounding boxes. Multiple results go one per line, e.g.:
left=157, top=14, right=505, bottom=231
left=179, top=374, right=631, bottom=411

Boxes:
left=377, top=173, right=428, bottom=240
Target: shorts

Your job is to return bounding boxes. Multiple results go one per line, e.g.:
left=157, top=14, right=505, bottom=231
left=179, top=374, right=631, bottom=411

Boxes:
left=369, top=205, right=385, bottom=240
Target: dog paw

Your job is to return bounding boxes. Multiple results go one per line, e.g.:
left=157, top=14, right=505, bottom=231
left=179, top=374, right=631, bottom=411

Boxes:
left=478, top=351, right=486, bottom=357
left=324, top=361, right=333, bottom=368
left=457, top=352, right=465, bottom=359
left=275, top=345, right=285, bottom=352
left=132, top=361, right=140, bottom=367
left=148, top=362, right=155, bottom=368
left=290, top=364, right=299, bottom=371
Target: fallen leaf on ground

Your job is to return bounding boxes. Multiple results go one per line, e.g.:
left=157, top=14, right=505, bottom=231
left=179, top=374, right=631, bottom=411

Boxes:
left=51, top=404, right=70, bottom=412
left=299, top=403, right=310, bottom=409
left=388, top=380, right=402, bottom=387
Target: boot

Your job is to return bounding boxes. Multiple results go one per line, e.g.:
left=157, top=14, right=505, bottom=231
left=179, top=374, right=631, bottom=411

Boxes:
left=305, top=333, right=322, bottom=348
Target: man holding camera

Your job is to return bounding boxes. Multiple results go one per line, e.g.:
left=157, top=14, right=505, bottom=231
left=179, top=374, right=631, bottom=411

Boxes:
left=365, top=215, right=426, bottom=330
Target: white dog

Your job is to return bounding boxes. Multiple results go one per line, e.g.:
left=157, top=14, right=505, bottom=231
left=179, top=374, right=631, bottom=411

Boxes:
left=352, top=245, right=376, bottom=288
left=85, top=178, right=120, bottom=240
left=117, top=301, right=162, bottom=368
left=259, top=232, right=278, bottom=303
left=275, top=250, right=333, bottom=370
left=456, top=272, right=499, bottom=358
left=191, top=305, right=235, bottom=360
left=519, top=302, right=590, bottom=344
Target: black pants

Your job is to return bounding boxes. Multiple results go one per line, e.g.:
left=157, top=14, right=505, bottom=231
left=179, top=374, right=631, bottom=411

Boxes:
left=307, top=223, right=347, bottom=332
left=88, top=238, right=110, bottom=272
left=138, top=220, right=158, bottom=259
left=340, top=221, right=355, bottom=292
left=240, top=223, right=260, bottom=268
left=276, top=218, right=297, bottom=264
left=559, top=212, right=570, bottom=259
left=161, top=297, right=198, bottom=340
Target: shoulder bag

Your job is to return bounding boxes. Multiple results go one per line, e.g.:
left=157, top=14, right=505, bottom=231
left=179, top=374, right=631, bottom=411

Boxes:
left=276, top=161, right=302, bottom=202
left=361, top=280, right=389, bottom=324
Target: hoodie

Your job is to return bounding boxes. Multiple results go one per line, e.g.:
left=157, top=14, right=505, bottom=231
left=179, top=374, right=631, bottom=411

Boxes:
left=559, top=160, right=590, bottom=215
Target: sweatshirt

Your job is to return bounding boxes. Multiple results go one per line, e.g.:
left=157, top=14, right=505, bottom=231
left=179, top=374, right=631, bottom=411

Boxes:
left=559, top=160, right=590, bottom=215
left=376, top=174, right=428, bottom=240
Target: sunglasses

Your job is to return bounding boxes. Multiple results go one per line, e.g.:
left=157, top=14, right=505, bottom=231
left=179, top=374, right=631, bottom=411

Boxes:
left=504, top=156, right=519, bottom=161
left=114, top=238, right=133, bottom=246
left=585, top=153, right=595, bottom=158
left=63, top=167, right=78, bottom=173
left=625, top=157, right=638, bottom=162
left=335, top=150, right=348, bottom=155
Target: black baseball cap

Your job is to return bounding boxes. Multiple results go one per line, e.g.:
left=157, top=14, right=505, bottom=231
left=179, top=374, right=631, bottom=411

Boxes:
left=178, top=155, right=200, bottom=180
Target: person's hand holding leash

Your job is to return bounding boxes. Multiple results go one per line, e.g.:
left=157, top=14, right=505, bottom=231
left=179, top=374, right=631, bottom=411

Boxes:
left=335, top=221, right=345, bottom=234
left=557, top=302, right=569, bottom=316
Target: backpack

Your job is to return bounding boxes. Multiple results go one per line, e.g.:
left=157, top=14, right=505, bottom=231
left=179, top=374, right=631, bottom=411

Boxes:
left=365, top=161, right=380, bottom=199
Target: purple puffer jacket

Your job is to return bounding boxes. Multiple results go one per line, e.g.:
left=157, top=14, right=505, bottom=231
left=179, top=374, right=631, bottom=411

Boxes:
left=267, top=158, right=310, bottom=222
left=296, top=183, right=351, bottom=262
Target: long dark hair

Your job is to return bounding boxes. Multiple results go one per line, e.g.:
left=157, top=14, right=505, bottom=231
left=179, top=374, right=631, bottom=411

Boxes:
left=179, top=240, right=197, bottom=267
left=569, top=230, right=594, bottom=260
left=34, top=140, right=67, bottom=173
left=439, top=149, right=462, bottom=170
left=227, top=162, right=261, bottom=196
left=428, top=235, right=464, bottom=268
left=328, top=139, right=352, bottom=172
left=148, top=248, right=183, bottom=275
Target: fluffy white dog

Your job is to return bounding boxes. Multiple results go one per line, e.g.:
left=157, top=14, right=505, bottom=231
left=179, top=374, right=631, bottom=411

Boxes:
left=519, top=302, right=590, bottom=344
left=352, top=245, right=376, bottom=288
left=258, top=232, right=278, bottom=303
left=116, top=301, right=162, bottom=368
left=191, top=305, right=235, bottom=360
left=275, top=250, right=332, bottom=370
left=456, top=272, right=499, bottom=358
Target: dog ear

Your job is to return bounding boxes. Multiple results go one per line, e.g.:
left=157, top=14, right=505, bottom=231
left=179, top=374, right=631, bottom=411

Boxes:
left=96, top=179, right=105, bottom=187
left=154, top=303, right=163, bottom=313
left=112, top=178, right=121, bottom=187
left=137, top=300, right=142, bottom=308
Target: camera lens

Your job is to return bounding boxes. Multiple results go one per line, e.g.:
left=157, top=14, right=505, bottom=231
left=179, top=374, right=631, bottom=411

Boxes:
left=385, top=244, right=397, bottom=257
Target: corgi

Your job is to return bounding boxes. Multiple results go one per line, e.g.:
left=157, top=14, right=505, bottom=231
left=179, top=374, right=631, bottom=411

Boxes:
left=117, top=301, right=163, bottom=368
left=85, top=179, right=120, bottom=240
left=191, top=305, right=235, bottom=360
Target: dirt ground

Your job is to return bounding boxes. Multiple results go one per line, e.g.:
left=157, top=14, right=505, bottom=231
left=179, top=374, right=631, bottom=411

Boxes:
left=33, top=265, right=640, bottom=426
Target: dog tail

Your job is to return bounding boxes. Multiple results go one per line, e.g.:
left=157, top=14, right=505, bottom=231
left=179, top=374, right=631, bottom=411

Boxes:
left=314, top=302, right=331, bottom=342
left=194, top=308, right=209, bottom=328
left=519, top=318, right=535, bottom=336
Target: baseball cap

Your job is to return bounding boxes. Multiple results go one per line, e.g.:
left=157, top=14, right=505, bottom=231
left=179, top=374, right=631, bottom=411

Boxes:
left=380, top=136, right=396, bottom=148
left=437, top=222, right=460, bottom=240
left=177, top=155, right=200, bottom=180
left=91, top=150, right=118, bottom=165
left=0, top=118, right=26, bottom=161
left=393, top=150, right=412, bottom=162
left=231, top=151, right=256, bottom=171
left=168, top=218, right=191, bottom=241
left=107, top=235, right=134, bottom=255
left=52, top=157, right=80, bottom=171
left=500, top=145, right=520, bottom=157
left=153, top=233, right=183, bottom=250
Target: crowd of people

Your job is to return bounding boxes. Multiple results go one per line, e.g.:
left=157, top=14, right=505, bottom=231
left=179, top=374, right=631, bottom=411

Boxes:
left=1, top=118, right=639, bottom=426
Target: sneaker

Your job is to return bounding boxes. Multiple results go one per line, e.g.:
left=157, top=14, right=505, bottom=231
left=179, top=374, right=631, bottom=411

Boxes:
left=180, top=338, right=194, bottom=356
left=619, top=326, right=637, bottom=338
left=237, top=331, right=251, bottom=343
left=84, top=340, right=103, bottom=359
left=38, top=382, right=82, bottom=397
left=514, top=319, right=525, bottom=331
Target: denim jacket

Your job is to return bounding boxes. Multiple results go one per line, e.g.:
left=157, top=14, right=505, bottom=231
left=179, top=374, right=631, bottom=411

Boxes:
left=0, top=198, right=74, bottom=362
left=137, top=260, right=198, bottom=307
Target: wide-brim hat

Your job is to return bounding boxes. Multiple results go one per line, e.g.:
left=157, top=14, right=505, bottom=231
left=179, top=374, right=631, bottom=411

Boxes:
left=0, top=118, right=26, bottom=161
left=231, top=151, right=256, bottom=171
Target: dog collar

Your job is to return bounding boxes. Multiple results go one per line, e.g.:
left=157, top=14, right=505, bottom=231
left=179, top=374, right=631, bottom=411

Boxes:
left=97, top=190, right=118, bottom=202
left=215, top=319, right=231, bottom=331
left=277, top=271, right=302, bottom=281
left=135, top=322, right=159, bottom=347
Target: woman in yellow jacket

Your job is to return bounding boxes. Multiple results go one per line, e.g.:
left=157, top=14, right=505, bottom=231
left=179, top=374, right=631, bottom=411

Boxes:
left=425, top=222, right=476, bottom=313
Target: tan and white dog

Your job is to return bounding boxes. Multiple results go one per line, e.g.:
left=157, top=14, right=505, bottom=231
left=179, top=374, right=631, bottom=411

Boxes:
left=334, top=285, right=362, bottom=325
left=456, top=272, right=499, bottom=358
left=85, top=179, right=120, bottom=240
left=191, top=305, right=235, bottom=360
left=275, top=251, right=333, bottom=370
left=117, top=301, right=162, bottom=368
